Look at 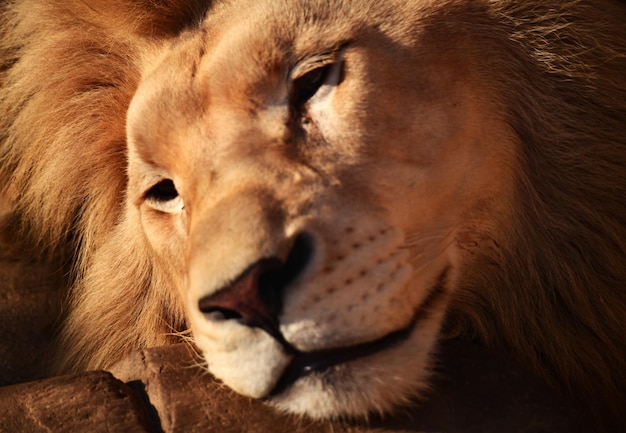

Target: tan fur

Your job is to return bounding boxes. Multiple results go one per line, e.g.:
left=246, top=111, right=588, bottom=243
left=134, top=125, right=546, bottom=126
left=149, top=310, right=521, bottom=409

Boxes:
left=1, top=0, right=625, bottom=430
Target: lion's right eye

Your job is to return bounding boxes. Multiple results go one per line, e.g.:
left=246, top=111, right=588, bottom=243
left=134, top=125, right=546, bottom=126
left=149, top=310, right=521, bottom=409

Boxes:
left=144, top=179, right=184, bottom=213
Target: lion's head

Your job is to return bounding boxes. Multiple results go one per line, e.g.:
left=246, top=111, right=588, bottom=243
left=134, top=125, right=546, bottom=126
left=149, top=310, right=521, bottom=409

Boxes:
left=123, top=0, right=521, bottom=417
left=1, top=0, right=625, bottom=429
left=124, top=0, right=626, bottom=421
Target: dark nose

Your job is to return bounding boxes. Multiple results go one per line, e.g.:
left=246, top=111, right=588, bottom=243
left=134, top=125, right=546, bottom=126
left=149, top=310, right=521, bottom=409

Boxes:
left=198, top=233, right=313, bottom=344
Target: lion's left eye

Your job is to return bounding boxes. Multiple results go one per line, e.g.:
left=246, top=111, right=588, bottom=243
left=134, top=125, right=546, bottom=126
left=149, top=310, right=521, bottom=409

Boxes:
left=291, top=64, right=332, bottom=108
left=144, top=179, right=184, bottom=213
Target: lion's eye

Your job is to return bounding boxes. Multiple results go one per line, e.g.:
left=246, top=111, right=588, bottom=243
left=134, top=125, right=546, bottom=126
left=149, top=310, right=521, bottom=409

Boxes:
left=144, top=179, right=184, bottom=213
left=291, top=64, right=331, bottom=108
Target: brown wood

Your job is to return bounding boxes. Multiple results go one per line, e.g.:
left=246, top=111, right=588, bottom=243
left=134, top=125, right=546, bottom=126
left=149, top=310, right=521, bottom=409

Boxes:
left=110, top=345, right=374, bottom=433
left=0, top=371, right=155, bottom=433
left=107, top=342, right=594, bottom=433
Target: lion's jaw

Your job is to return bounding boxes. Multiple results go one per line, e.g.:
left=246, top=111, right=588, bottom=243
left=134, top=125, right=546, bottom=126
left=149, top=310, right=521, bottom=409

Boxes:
left=125, top=1, right=515, bottom=419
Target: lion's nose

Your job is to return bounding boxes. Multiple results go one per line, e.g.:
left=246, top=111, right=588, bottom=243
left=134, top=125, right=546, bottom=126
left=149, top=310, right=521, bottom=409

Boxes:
left=198, top=233, right=313, bottom=343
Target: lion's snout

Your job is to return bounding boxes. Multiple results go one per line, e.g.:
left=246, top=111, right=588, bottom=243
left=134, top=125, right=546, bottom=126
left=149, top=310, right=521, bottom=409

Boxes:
left=197, top=233, right=314, bottom=347
left=188, top=228, right=315, bottom=398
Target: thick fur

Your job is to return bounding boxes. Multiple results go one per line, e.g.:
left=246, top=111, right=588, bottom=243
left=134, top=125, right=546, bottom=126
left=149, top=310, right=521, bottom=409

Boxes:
left=0, top=0, right=208, bottom=366
left=1, top=0, right=625, bottom=430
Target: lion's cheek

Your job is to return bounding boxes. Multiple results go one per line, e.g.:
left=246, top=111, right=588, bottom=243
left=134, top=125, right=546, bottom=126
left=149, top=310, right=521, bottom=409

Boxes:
left=279, top=248, right=417, bottom=351
left=138, top=207, right=188, bottom=263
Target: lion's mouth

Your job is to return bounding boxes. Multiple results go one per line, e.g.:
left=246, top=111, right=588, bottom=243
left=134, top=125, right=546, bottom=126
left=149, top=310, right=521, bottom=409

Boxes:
left=268, top=268, right=449, bottom=397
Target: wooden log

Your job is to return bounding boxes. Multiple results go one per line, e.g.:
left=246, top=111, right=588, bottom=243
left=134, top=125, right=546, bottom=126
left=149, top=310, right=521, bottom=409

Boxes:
left=109, top=342, right=594, bottom=433
left=0, top=371, right=156, bottom=433
left=110, top=344, right=374, bottom=433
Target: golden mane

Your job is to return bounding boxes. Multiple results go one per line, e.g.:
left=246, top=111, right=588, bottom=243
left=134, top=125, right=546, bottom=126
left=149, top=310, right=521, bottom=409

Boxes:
left=1, top=0, right=625, bottom=430
left=0, top=0, right=208, bottom=372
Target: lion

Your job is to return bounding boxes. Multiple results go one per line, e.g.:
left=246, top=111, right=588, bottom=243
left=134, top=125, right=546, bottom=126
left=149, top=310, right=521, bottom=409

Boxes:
left=1, top=0, right=625, bottom=430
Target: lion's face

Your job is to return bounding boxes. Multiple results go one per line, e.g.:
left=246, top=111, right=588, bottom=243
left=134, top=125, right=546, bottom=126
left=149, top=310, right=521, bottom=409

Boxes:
left=126, top=0, right=516, bottom=418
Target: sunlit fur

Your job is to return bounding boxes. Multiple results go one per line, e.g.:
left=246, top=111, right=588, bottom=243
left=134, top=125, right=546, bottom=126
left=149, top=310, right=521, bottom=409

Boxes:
left=1, top=0, right=624, bottom=430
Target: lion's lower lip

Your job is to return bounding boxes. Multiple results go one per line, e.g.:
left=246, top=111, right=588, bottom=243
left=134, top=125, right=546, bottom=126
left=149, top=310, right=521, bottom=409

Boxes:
left=268, top=270, right=448, bottom=397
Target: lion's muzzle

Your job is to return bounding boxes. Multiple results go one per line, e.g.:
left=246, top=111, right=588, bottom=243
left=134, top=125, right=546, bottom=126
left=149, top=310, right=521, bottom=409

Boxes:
left=197, top=233, right=314, bottom=350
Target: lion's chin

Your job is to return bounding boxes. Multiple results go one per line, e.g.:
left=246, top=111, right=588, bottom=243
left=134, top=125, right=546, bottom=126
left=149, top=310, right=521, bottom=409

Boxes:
left=264, top=324, right=441, bottom=419
left=268, top=316, right=419, bottom=398
left=269, top=278, right=447, bottom=398
left=263, top=280, right=449, bottom=419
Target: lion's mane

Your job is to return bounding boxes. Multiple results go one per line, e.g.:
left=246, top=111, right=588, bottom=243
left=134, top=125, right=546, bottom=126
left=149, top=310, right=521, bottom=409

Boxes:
left=0, top=0, right=212, bottom=366
left=443, top=1, right=626, bottom=426
left=1, top=0, right=625, bottom=429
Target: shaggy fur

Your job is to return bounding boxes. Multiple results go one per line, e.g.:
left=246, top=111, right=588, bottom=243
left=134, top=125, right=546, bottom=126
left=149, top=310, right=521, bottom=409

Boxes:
left=1, top=0, right=624, bottom=430
left=0, top=0, right=202, bottom=367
